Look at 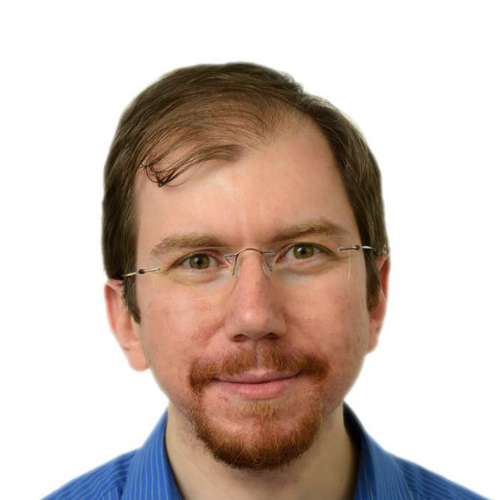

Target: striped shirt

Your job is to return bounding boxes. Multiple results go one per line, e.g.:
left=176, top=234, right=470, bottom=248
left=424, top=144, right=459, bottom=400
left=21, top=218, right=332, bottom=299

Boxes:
left=41, top=406, right=490, bottom=500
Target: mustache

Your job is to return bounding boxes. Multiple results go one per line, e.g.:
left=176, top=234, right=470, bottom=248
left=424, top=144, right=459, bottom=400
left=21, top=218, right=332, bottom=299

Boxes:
left=189, top=346, right=329, bottom=395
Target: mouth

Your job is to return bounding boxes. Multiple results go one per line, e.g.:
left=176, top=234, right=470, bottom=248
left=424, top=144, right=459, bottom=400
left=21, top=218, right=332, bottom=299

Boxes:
left=213, top=371, right=301, bottom=400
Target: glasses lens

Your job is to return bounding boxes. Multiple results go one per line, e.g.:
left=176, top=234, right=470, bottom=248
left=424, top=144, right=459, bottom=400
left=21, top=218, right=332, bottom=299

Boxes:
left=144, top=243, right=364, bottom=308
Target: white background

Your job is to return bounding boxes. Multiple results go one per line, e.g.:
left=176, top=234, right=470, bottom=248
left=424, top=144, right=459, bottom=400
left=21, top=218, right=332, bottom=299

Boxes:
left=1, top=2, right=499, bottom=499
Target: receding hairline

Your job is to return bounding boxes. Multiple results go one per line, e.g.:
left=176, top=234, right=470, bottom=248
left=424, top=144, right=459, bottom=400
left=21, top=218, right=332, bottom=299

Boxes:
left=136, top=100, right=315, bottom=188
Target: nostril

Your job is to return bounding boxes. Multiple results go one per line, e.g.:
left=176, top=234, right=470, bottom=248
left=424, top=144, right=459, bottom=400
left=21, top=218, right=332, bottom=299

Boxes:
left=231, top=331, right=280, bottom=342
left=232, top=334, right=248, bottom=343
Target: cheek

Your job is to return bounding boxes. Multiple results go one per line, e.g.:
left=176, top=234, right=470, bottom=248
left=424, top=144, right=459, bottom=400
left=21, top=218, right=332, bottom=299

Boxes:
left=287, top=275, right=369, bottom=337
left=326, top=291, right=370, bottom=394
left=138, top=295, right=223, bottom=398
left=286, top=282, right=370, bottom=385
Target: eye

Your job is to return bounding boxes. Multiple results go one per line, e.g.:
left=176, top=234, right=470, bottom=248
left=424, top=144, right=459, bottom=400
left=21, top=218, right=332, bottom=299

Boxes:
left=291, top=244, right=318, bottom=260
left=164, top=250, right=228, bottom=284
left=187, top=254, right=211, bottom=270
left=280, top=243, right=326, bottom=263
left=179, top=253, right=221, bottom=270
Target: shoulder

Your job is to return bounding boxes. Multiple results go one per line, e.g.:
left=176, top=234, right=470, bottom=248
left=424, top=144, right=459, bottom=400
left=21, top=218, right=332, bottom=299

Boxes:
left=345, top=405, right=490, bottom=500
left=41, top=450, right=136, bottom=500
left=393, top=454, right=491, bottom=500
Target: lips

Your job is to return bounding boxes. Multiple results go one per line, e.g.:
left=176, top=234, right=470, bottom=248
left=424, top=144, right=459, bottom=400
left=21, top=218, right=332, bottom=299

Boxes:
left=213, top=371, right=300, bottom=399
left=216, top=370, right=299, bottom=384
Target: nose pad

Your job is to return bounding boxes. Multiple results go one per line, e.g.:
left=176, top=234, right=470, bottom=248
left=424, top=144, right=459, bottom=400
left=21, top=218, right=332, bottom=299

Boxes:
left=230, top=248, right=275, bottom=277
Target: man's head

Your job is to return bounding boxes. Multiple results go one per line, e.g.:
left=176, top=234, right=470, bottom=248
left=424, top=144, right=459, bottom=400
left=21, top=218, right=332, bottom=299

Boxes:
left=103, top=63, right=390, bottom=471
left=103, top=63, right=388, bottom=323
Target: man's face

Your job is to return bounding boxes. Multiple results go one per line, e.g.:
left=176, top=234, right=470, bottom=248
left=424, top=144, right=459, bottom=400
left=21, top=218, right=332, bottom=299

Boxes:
left=116, top=119, right=387, bottom=470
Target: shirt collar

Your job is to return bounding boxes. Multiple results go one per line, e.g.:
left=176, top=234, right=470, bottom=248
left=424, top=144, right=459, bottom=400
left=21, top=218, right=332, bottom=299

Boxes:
left=122, top=406, right=412, bottom=500
left=121, top=412, right=182, bottom=500
left=345, top=405, right=414, bottom=499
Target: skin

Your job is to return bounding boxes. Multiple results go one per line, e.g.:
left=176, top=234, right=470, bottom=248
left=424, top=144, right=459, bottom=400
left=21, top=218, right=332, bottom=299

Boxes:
left=105, top=118, right=389, bottom=500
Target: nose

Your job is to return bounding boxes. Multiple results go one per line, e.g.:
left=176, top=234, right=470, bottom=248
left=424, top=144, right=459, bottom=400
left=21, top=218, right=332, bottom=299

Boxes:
left=223, top=250, right=287, bottom=342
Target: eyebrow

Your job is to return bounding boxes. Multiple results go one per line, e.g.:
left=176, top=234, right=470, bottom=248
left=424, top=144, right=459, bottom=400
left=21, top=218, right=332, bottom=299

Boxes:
left=150, top=218, right=352, bottom=257
left=268, top=218, right=352, bottom=243
left=150, top=233, right=227, bottom=257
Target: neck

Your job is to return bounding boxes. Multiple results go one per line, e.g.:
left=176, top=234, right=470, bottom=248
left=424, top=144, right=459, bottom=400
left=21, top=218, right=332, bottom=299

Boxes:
left=166, top=404, right=359, bottom=500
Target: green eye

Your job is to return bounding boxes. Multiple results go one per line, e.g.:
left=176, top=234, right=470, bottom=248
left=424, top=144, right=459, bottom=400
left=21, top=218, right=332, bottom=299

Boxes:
left=187, top=254, right=211, bottom=270
left=292, top=244, right=316, bottom=259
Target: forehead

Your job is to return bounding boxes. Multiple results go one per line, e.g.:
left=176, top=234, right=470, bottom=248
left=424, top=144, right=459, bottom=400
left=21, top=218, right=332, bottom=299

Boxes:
left=135, top=121, right=359, bottom=257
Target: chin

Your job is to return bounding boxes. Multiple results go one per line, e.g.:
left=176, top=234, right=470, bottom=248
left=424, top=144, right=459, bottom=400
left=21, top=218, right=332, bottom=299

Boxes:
left=188, top=393, right=332, bottom=471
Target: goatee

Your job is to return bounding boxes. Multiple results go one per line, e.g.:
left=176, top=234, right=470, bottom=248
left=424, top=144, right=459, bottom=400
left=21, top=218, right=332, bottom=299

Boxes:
left=187, top=345, right=330, bottom=471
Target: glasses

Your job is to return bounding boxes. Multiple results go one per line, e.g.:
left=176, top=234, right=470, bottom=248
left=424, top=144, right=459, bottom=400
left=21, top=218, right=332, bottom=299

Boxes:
left=120, top=241, right=382, bottom=304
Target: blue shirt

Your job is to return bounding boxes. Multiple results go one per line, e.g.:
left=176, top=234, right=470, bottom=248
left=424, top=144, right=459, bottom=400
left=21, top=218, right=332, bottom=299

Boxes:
left=42, top=406, right=490, bottom=500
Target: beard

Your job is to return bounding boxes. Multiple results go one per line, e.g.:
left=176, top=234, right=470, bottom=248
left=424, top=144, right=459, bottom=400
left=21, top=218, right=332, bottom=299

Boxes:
left=186, top=345, right=332, bottom=471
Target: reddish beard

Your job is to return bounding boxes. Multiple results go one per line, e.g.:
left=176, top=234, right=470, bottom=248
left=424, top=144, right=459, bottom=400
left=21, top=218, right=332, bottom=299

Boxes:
left=187, top=346, right=331, bottom=471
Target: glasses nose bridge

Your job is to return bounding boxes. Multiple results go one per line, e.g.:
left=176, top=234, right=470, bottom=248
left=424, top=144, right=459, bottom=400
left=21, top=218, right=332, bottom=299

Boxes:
left=229, top=247, right=275, bottom=277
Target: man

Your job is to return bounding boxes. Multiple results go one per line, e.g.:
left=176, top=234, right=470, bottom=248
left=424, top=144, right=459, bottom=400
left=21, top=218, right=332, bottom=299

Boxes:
left=43, top=63, right=489, bottom=500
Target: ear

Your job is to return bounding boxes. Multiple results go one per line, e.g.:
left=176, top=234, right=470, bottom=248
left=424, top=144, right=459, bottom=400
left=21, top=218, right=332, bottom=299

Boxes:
left=104, top=280, right=149, bottom=371
left=367, top=255, right=390, bottom=353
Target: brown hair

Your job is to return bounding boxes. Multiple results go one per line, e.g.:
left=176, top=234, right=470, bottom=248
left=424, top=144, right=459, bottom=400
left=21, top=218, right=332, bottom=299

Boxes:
left=102, top=62, right=389, bottom=322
